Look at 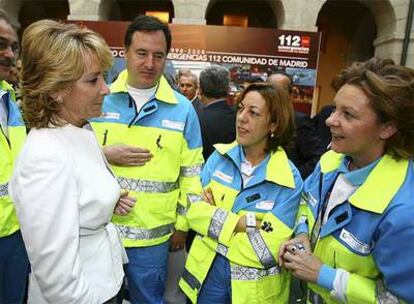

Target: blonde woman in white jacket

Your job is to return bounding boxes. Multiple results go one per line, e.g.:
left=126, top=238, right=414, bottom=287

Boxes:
left=9, top=20, right=135, bottom=304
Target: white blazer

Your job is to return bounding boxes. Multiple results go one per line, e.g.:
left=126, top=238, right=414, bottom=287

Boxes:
left=9, top=124, right=126, bottom=304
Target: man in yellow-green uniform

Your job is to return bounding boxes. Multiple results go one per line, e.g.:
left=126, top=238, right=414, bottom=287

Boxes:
left=0, top=9, right=29, bottom=304
left=91, top=15, right=203, bottom=303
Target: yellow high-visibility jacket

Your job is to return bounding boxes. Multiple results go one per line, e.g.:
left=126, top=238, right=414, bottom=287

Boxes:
left=0, top=85, right=26, bottom=237
left=180, top=142, right=303, bottom=303
left=91, top=71, right=204, bottom=247
left=296, top=151, right=414, bottom=303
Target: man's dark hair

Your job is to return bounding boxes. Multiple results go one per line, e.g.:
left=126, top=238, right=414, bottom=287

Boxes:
left=199, top=65, right=230, bottom=98
left=124, top=14, right=171, bottom=52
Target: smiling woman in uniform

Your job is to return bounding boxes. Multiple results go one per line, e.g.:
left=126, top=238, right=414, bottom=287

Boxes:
left=279, top=58, right=414, bottom=303
left=180, top=83, right=303, bottom=303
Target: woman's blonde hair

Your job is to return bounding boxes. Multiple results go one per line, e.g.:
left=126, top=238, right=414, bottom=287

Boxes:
left=20, top=20, right=112, bottom=128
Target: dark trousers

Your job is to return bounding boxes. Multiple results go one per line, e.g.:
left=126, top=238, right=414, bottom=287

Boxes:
left=0, top=230, right=29, bottom=304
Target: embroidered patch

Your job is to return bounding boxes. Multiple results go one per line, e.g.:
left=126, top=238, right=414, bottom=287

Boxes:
left=261, top=221, right=274, bottom=233
left=339, top=228, right=372, bottom=255
left=335, top=212, right=348, bottom=224
left=213, top=170, right=233, bottom=183
left=246, top=193, right=261, bottom=203
left=101, top=112, right=120, bottom=120
left=255, top=200, right=275, bottom=211
left=307, top=192, right=318, bottom=207
left=162, top=119, right=185, bottom=131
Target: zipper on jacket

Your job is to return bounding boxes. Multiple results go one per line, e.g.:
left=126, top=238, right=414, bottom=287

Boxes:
left=126, top=79, right=162, bottom=128
left=127, top=93, right=139, bottom=128
left=127, top=94, right=157, bottom=128
left=223, top=154, right=244, bottom=191
left=0, top=125, right=10, bottom=148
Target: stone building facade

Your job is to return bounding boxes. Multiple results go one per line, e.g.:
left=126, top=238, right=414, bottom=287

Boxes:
left=1, top=0, right=412, bottom=109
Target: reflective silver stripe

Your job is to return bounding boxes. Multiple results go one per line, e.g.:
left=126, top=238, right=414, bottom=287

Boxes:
left=180, top=164, right=202, bottom=177
left=295, top=215, right=307, bottom=230
left=377, top=292, right=400, bottom=304
left=216, top=243, right=228, bottom=256
left=117, top=177, right=178, bottom=193
left=306, top=191, right=318, bottom=207
left=176, top=204, right=187, bottom=216
left=116, top=223, right=175, bottom=240
left=339, top=228, right=372, bottom=255
left=186, top=193, right=203, bottom=205
left=376, top=279, right=400, bottom=304
left=297, top=216, right=307, bottom=225
left=182, top=268, right=201, bottom=291
left=207, top=208, right=228, bottom=241
left=0, top=182, right=8, bottom=197
left=230, top=264, right=281, bottom=281
left=247, top=230, right=276, bottom=268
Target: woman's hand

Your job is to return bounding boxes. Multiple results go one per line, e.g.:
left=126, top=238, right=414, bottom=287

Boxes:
left=282, top=248, right=323, bottom=283
left=279, top=234, right=322, bottom=284
left=201, top=187, right=216, bottom=206
left=114, top=191, right=136, bottom=215
left=278, top=233, right=311, bottom=267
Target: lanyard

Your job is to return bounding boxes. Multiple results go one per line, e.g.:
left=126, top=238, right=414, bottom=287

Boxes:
left=310, top=172, right=339, bottom=250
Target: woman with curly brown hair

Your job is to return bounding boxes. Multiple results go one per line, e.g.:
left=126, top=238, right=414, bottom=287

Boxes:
left=9, top=20, right=135, bottom=303
left=279, top=57, right=414, bottom=303
left=180, top=83, right=303, bottom=303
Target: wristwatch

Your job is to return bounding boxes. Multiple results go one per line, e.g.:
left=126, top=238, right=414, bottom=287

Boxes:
left=246, top=212, right=256, bottom=233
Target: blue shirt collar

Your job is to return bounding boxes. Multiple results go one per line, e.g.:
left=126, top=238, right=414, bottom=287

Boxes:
left=239, top=146, right=270, bottom=173
left=337, top=156, right=382, bottom=186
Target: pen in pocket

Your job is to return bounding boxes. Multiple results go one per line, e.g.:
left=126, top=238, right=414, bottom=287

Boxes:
left=156, top=134, right=163, bottom=149
left=102, top=129, right=108, bottom=146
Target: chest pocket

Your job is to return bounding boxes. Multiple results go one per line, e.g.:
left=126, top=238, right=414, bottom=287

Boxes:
left=246, top=183, right=278, bottom=213
left=238, top=190, right=275, bottom=216
left=123, top=127, right=182, bottom=181
left=208, top=179, right=238, bottom=211
left=148, top=130, right=181, bottom=180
